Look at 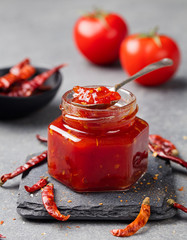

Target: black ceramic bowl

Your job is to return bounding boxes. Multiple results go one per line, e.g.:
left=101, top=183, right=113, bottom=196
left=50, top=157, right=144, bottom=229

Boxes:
left=0, top=67, right=62, bottom=119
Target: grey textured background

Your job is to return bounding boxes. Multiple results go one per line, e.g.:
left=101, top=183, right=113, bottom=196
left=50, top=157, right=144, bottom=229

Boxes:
left=0, top=0, right=187, bottom=239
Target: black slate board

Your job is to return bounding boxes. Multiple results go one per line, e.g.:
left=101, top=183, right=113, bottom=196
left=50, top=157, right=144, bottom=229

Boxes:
left=17, top=153, right=176, bottom=220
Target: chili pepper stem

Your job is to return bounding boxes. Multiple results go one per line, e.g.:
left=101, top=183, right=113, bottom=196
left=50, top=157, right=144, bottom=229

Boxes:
left=167, top=199, right=175, bottom=206
left=143, top=197, right=150, bottom=205
left=167, top=199, right=187, bottom=213
left=171, top=149, right=179, bottom=156
left=0, top=179, right=5, bottom=187
left=41, top=183, right=53, bottom=191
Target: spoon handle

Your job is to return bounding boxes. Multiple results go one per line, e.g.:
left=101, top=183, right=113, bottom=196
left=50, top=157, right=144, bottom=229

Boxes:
left=114, top=58, right=173, bottom=92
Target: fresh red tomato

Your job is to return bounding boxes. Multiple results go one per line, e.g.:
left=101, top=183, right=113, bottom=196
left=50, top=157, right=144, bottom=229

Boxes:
left=120, top=30, right=180, bottom=86
left=74, top=9, right=128, bottom=65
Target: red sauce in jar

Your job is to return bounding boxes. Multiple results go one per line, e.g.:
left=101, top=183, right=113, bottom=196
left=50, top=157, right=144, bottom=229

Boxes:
left=48, top=87, right=149, bottom=192
left=72, top=86, right=121, bottom=105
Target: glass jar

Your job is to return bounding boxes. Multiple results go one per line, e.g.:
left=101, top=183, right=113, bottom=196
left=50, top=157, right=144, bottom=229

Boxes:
left=48, top=87, right=149, bottom=192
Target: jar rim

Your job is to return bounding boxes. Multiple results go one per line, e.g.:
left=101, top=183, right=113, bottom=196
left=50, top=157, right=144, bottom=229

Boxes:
left=61, top=86, right=136, bottom=113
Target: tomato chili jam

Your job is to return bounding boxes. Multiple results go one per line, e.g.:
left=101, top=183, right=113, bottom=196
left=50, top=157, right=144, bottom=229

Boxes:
left=72, top=86, right=121, bottom=105
left=48, top=86, right=149, bottom=192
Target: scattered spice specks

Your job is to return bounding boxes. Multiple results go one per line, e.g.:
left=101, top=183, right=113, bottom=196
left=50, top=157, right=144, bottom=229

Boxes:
left=153, top=174, right=159, bottom=180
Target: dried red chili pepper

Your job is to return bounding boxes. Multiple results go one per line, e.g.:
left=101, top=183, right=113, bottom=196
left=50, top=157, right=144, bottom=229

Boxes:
left=0, top=151, right=47, bottom=186
left=149, top=134, right=178, bottom=156
left=15, top=64, right=36, bottom=80
left=167, top=199, right=187, bottom=213
left=9, top=58, right=30, bottom=76
left=24, top=177, right=48, bottom=193
left=0, top=73, right=19, bottom=89
left=0, top=58, right=35, bottom=89
left=7, top=64, right=66, bottom=97
left=36, top=134, right=48, bottom=143
left=149, top=135, right=187, bottom=169
left=0, top=234, right=6, bottom=238
left=111, top=197, right=150, bottom=237
left=42, top=183, right=70, bottom=221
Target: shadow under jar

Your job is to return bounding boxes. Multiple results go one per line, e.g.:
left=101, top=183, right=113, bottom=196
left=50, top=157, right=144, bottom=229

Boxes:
left=48, top=86, right=149, bottom=192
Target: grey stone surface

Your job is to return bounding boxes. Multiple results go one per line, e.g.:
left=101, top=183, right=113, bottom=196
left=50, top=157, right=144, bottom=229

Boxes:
left=0, top=0, right=187, bottom=239
left=17, top=154, right=176, bottom=220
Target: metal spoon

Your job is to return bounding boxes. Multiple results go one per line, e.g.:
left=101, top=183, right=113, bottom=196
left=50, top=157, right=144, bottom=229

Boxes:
left=72, top=58, right=173, bottom=109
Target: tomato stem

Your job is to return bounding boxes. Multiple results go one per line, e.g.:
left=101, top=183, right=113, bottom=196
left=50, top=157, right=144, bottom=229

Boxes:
left=83, top=8, right=108, bottom=18
left=138, top=26, right=162, bottom=47
left=83, top=8, right=109, bottom=29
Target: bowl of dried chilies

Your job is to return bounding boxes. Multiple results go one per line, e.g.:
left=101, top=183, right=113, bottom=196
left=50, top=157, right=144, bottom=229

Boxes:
left=0, top=58, right=65, bottom=118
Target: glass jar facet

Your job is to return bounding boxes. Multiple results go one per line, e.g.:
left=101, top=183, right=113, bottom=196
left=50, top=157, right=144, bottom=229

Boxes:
left=48, top=87, right=149, bottom=192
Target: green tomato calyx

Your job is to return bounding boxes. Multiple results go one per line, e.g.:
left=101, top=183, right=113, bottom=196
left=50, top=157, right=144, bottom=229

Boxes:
left=83, top=8, right=108, bottom=19
left=138, top=26, right=162, bottom=47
